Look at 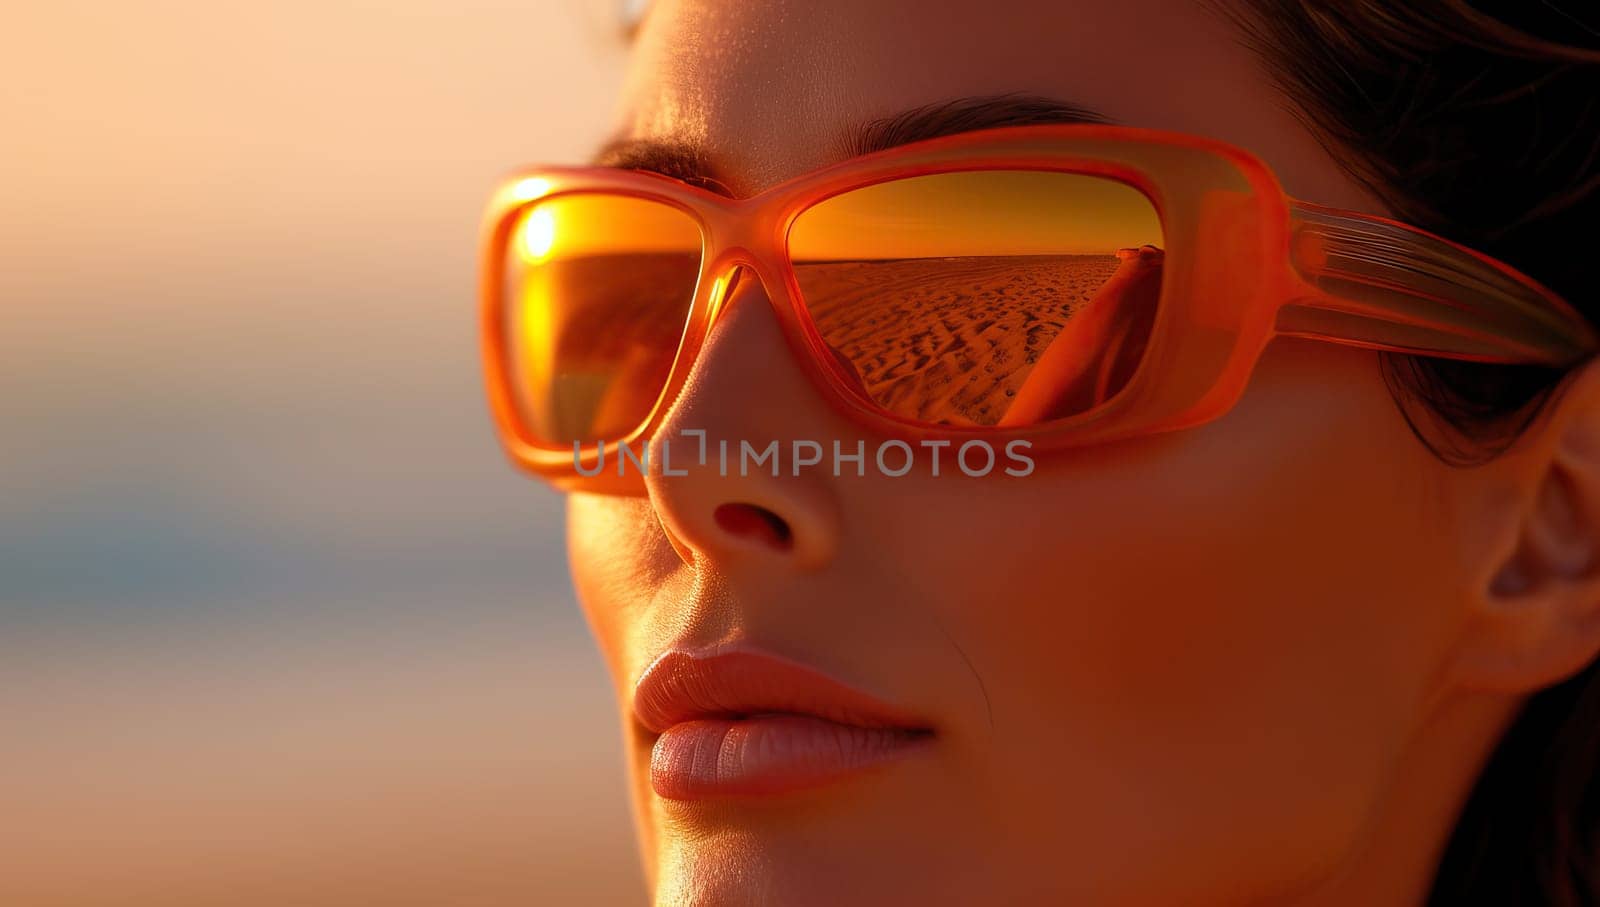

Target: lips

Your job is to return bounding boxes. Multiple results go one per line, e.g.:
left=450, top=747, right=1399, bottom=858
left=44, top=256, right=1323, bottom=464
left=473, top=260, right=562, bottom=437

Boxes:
left=633, top=650, right=934, bottom=800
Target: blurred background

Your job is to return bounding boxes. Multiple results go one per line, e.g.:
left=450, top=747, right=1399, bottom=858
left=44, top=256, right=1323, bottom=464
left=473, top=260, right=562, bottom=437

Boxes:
left=1, top=1, right=644, bottom=903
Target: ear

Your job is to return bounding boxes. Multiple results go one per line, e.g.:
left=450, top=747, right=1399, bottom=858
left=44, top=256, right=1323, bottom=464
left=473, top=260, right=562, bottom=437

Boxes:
left=1453, top=357, right=1600, bottom=693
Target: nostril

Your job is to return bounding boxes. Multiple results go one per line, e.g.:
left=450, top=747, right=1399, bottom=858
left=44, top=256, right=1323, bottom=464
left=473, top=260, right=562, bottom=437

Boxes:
left=712, top=502, right=794, bottom=552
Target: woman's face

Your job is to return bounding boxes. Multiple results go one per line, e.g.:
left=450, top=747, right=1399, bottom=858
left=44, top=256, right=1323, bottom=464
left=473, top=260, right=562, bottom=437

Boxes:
left=566, top=1, right=1478, bottom=903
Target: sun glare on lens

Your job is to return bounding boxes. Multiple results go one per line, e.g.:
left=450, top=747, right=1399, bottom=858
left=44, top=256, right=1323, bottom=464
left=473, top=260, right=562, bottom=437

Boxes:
left=509, top=177, right=551, bottom=201
left=520, top=208, right=557, bottom=261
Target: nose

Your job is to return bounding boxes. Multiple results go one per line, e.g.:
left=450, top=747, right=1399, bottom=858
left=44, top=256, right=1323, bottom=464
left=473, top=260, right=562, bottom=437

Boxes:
left=644, top=267, right=847, bottom=570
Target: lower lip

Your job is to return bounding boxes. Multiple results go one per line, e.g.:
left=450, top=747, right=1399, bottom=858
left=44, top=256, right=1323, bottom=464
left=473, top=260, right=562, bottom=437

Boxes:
left=649, top=715, right=932, bottom=800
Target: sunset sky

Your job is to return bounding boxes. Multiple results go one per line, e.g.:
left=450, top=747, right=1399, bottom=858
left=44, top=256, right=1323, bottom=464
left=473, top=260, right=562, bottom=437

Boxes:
left=3, top=2, right=644, bottom=903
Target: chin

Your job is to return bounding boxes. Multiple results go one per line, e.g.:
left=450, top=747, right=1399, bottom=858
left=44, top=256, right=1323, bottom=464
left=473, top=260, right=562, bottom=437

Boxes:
left=633, top=744, right=990, bottom=906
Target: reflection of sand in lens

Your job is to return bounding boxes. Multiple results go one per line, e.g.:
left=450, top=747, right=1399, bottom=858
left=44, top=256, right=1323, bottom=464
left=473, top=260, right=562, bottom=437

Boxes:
left=790, top=170, right=1164, bottom=427
left=799, top=250, right=1161, bottom=426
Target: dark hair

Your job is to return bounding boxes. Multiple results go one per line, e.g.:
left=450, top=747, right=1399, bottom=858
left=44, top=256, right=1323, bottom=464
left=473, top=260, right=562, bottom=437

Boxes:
left=1216, top=1, right=1600, bottom=902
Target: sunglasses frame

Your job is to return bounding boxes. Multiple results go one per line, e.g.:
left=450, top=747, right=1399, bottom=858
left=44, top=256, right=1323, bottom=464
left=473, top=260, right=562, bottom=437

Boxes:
left=480, top=124, right=1596, bottom=488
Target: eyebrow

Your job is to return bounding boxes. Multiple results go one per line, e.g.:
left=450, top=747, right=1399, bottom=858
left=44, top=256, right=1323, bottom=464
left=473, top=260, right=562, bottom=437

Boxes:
left=589, top=93, right=1112, bottom=198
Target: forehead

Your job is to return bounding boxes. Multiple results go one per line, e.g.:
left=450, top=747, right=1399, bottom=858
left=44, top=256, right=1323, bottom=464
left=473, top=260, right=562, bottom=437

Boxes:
left=615, top=0, right=1381, bottom=210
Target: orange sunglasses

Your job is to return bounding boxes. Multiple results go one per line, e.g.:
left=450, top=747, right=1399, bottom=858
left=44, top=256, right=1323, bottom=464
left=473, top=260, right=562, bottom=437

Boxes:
left=479, top=124, right=1596, bottom=489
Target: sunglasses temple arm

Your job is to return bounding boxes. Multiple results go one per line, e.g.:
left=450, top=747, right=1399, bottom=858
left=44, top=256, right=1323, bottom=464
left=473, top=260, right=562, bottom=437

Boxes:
left=1276, top=202, right=1596, bottom=367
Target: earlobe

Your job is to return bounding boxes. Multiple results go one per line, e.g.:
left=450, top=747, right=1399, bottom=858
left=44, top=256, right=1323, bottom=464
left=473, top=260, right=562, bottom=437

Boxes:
left=1459, top=360, right=1600, bottom=692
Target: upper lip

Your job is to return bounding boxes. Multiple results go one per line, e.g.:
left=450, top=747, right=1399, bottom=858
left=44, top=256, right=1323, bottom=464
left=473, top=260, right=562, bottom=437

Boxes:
left=632, top=648, right=932, bottom=735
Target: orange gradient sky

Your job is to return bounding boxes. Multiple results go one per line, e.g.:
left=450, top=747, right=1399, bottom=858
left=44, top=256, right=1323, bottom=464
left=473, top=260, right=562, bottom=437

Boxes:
left=2, top=2, right=646, bottom=904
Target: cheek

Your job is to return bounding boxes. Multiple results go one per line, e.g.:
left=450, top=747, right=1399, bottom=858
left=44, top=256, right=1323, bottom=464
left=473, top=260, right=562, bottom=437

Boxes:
left=566, top=494, right=686, bottom=689
left=862, top=342, right=1462, bottom=893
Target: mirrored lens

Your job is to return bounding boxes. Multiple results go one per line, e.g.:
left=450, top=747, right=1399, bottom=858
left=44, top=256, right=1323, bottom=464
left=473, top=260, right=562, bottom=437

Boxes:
left=502, top=193, right=703, bottom=446
left=788, top=170, right=1165, bottom=428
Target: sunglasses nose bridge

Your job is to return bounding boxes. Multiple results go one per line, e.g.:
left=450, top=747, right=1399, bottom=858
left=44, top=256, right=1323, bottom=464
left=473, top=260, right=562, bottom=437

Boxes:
left=700, top=237, right=790, bottom=327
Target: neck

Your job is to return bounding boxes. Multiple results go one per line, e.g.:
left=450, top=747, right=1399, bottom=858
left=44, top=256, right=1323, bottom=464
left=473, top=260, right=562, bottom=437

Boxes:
left=1274, top=690, right=1521, bottom=907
